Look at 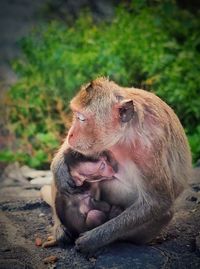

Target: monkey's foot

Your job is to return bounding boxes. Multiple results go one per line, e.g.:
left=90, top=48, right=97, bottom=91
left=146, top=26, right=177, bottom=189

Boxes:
left=42, top=236, right=57, bottom=248
left=54, top=223, right=73, bottom=246
left=75, top=231, right=101, bottom=253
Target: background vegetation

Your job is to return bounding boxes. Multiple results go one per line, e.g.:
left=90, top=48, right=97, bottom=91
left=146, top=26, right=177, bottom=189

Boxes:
left=1, top=0, right=200, bottom=168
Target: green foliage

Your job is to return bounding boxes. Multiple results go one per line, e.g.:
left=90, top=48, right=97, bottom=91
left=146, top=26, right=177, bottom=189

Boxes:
left=3, top=0, right=200, bottom=167
left=188, top=126, right=200, bottom=163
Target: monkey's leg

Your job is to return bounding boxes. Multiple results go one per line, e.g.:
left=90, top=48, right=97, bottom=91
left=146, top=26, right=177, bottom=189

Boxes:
left=41, top=209, right=73, bottom=248
left=118, top=210, right=173, bottom=244
left=51, top=181, right=73, bottom=245
left=41, top=201, right=73, bottom=247
left=41, top=182, right=73, bottom=246
left=40, top=185, right=52, bottom=206
left=42, top=236, right=58, bottom=248
left=39, top=185, right=58, bottom=247
left=75, top=201, right=173, bottom=253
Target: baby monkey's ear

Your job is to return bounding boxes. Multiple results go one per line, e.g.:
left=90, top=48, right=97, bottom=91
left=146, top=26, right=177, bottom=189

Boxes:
left=119, top=100, right=135, bottom=123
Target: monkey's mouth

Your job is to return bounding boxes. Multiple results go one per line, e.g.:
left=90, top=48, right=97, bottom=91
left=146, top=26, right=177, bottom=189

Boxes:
left=70, top=141, right=95, bottom=155
left=70, top=142, right=105, bottom=157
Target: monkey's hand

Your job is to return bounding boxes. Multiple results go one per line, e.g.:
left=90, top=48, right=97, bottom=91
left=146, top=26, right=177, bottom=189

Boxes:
left=75, top=230, right=100, bottom=254
left=53, top=160, right=90, bottom=195
left=51, top=151, right=80, bottom=194
left=75, top=209, right=123, bottom=253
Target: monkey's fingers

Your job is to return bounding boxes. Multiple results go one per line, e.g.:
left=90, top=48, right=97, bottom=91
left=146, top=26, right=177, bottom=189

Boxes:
left=59, top=181, right=81, bottom=194
left=47, top=235, right=54, bottom=241
left=54, top=164, right=77, bottom=193
left=75, top=231, right=99, bottom=254
left=42, top=238, right=58, bottom=248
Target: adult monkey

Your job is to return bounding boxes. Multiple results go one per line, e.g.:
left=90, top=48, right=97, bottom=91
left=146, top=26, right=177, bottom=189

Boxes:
left=51, top=77, right=192, bottom=253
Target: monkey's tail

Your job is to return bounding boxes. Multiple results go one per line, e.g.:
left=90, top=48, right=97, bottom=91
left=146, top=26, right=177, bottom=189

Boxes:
left=40, top=185, right=53, bottom=207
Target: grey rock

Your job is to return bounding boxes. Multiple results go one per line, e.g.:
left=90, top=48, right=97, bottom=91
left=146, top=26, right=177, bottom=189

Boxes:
left=2, top=162, right=27, bottom=185
left=0, top=163, right=53, bottom=201
left=20, top=165, right=52, bottom=180
left=30, top=176, right=52, bottom=185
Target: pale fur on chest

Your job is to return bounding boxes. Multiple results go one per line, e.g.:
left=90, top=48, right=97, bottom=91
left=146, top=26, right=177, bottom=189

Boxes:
left=100, top=161, right=146, bottom=208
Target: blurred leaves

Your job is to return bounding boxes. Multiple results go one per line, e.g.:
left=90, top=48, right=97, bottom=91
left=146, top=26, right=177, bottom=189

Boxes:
left=2, top=0, right=200, bottom=167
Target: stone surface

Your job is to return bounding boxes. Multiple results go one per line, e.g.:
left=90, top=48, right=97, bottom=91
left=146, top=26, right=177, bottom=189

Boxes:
left=0, top=166, right=200, bottom=268
left=20, top=165, right=53, bottom=185
left=2, top=162, right=27, bottom=184
left=30, top=177, right=52, bottom=186
left=0, top=162, right=50, bottom=201
left=20, top=165, right=52, bottom=179
left=1, top=162, right=52, bottom=184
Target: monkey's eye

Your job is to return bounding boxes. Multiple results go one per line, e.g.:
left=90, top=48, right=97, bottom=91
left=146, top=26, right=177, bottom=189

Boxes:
left=76, top=112, right=86, bottom=122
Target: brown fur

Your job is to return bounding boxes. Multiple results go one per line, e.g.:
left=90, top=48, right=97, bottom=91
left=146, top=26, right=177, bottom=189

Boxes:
left=51, top=77, right=192, bottom=253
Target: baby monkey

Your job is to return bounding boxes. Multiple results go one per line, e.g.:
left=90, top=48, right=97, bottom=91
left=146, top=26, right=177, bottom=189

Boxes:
left=55, top=188, right=122, bottom=240
left=42, top=150, right=122, bottom=244
left=55, top=149, right=121, bottom=240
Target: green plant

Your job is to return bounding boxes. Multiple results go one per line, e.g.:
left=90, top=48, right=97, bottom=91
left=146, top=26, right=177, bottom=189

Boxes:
left=2, top=0, right=200, bottom=167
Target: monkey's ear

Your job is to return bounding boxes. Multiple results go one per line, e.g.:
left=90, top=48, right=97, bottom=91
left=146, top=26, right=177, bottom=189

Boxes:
left=85, top=82, right=93, bottom=93
left=119, top=100, right=134, bottom=123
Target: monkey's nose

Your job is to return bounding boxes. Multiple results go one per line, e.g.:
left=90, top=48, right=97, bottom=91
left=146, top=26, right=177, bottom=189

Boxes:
left=69, top=132, right=73, bottom=139
left=67, top=132, right=74, bottom=144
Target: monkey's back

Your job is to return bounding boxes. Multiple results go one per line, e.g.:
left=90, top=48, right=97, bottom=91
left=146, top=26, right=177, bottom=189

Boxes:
left=126, top=87, right=192, bottom=198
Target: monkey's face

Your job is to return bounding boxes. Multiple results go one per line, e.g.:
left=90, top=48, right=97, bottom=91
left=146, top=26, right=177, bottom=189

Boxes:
left=67, top=78, right=135, bottom=155
left=70, top=156, right=115, bottom=186
left=67, top=109, right=102, bottom=155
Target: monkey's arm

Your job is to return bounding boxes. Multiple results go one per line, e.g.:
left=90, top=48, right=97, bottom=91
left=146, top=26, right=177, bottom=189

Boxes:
left=51, top=140, right=78, bottom=193
left=40, top=181, right=74, bottom=246
left=75, top=193, right=172, bottom=253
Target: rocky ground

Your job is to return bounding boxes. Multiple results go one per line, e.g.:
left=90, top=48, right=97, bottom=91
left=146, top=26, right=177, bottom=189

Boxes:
left=0, top=163, right=200, bottom=268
